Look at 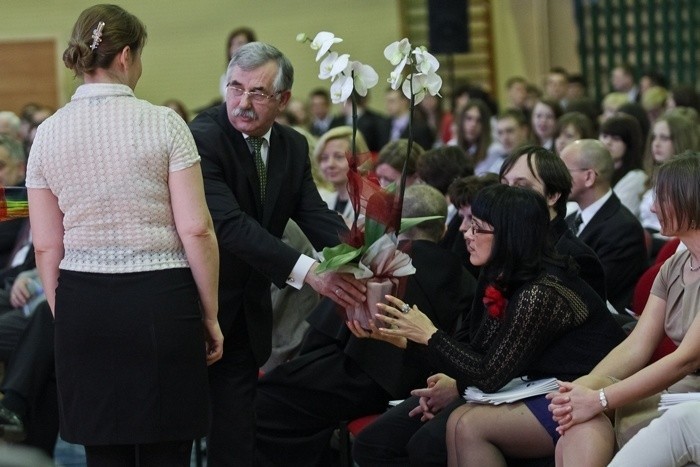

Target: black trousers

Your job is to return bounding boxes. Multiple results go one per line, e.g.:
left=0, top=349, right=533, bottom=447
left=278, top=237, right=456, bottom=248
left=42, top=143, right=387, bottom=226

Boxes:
left=207, top=311, right=259, bottom=467
left=84, top=440, right=192, bottom=467
left=352, top=395, right=465, bottom=466
left=254, top=345, right=390, bottom=467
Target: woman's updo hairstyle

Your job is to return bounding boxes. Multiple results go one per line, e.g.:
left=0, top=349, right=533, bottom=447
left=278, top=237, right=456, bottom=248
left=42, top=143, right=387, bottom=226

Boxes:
left=63, top=4, right=147, bottom=76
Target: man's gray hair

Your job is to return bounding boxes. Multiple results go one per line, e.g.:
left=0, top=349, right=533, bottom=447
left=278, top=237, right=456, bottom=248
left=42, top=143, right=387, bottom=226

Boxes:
left=226, top=42, right=294, bottom=93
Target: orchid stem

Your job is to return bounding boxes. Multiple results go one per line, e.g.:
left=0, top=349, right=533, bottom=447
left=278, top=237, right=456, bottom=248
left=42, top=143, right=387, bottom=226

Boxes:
left=396, top=79, right=414, bottom=230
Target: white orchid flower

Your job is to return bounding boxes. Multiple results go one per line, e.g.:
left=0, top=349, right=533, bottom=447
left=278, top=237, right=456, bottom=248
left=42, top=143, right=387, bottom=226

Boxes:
left=330, top=74, right=354, bottom=103
left=383, top=38, right=412, bottom=66
left=413, top=46, right=440, bottom=74
left=310, top=31, right=343, bottom=61
left=402, top=72, right=442, bottom=105
left=319, top=52, right=350, bottom=81
left=388, top=60, right=408, bottom=90
left=350, top=62, right=378, bottom=96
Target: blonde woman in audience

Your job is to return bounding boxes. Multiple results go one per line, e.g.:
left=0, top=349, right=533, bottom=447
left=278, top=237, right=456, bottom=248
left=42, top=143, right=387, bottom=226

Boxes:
left=315, top=126, right=369, bottom=227
left=600, top=92, right=630, bottom=124
left=639, top=113, right=699, bottom=236
left=641, top=86, right=668, bottom=124
left=548, top=152, right=700, bottom=467
left=26, top=5, right=222, bottom=465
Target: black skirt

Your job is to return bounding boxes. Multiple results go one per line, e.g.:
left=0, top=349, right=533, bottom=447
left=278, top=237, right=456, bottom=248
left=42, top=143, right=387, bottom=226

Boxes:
left=54, top=268, right=210, bottom=445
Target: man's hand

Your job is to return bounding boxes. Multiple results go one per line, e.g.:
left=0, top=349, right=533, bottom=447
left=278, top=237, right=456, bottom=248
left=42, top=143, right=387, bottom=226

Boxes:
left=408, top=373, right=459, bottom=421
left=304, top=262, right=366, bottom=309
left=10, top=272, right=37, bottom=308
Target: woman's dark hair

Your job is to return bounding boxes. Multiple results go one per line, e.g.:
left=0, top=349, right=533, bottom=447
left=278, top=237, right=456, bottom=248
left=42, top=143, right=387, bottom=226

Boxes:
left=471, top=184, right=552, bottom=289
left=375, top=139, right=424, bottom=175
left=599, top=114, right=644, bottom=185
left=555, top=111, right=595, bottom=142
left=655, top=151, right=700, bottom=232
left=63, top=4, right=147, bottom=76
left=670, top=85, right=700, bottom=112
left=226, top=27, right=257, bottom=62
left=448, top=173, right=500, bottom=209
left=456, top=99, right=492, bottom=165
left=617, top=102, right=651, bottom=141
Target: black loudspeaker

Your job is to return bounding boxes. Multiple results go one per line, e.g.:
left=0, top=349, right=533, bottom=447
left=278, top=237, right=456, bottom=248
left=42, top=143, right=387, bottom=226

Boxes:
left=428, top=0, right=469, bottom=54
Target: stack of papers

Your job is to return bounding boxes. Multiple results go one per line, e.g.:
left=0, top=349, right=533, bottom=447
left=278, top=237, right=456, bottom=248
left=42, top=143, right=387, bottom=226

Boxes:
left=659, top=392, right=700, bottom=411
left=464, top=377, right=559, bottom=405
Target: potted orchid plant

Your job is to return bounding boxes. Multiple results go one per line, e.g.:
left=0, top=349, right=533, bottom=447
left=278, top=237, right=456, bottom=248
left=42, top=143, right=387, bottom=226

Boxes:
left=298, top=31, right=443, bottom=328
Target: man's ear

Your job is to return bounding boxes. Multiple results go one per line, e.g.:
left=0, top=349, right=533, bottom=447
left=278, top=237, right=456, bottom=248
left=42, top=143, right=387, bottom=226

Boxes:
left=277, top=90, right=292, bottom=109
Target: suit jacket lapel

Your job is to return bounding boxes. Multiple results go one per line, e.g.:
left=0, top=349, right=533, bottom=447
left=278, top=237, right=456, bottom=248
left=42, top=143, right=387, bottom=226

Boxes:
left=262, top=125, right=286, bottom=226
left=580, top=193, right=619, bottom=237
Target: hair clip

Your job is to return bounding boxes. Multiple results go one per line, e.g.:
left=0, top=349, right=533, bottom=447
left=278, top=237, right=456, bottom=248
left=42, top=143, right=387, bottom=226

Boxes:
left=90, top=21, right=106, bottom=51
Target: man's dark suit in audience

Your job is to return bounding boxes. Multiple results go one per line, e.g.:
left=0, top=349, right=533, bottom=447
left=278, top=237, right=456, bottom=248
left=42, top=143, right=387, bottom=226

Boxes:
left=560, top=139, right=647, bottom=312
left=338, top=93, right=388, bottom=153
left=500, top=145, right=608, bottom=300
left=254, top=184, right=476, bottom=466
left=378, top=89, right=435, bottom=151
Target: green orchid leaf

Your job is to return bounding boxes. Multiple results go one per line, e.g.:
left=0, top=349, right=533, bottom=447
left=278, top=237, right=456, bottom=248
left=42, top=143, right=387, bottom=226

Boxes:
left=363, top=218, right=387, bottom=249
left=316, top=243, right=364, bottom=274
left=399, top=216, right=445, bottom=234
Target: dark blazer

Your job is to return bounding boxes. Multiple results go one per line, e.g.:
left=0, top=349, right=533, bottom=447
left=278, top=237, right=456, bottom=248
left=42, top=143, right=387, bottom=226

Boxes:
left=550, top=215, right=607, bottom=301
left=189, top=104, right=348, bottom=365
left=567, top=193, right=647, bottom=312
left=379, top=116, right=435, bottom=152
left=302, top=239, right=476, bottom=398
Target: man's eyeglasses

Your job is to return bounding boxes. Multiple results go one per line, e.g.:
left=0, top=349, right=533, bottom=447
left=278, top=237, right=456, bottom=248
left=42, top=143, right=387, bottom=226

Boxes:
left=469, top=222, right=494, bottom=236
left=226, top=84, right=281, bottom=103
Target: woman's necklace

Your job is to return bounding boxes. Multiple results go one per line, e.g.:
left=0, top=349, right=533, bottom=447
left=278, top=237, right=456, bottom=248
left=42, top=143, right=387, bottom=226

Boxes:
left=690, top=255, right=700, bottom=272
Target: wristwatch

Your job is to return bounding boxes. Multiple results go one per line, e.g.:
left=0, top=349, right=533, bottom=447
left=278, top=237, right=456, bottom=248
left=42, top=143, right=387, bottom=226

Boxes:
left=599, top=388, right=609, bottom=409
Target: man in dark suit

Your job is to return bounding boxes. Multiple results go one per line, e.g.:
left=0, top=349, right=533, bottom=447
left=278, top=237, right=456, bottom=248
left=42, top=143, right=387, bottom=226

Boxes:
left=500, top=145, right=608, bottom=300
left=254, top=184, right=476, bottom=466
left=189, top=42, right=366, bottom=466
left=560, top=139, right=647, bottom=312
left=378, top=88, right=435, bottom=151
left=337, top=92, right=388, bottom=153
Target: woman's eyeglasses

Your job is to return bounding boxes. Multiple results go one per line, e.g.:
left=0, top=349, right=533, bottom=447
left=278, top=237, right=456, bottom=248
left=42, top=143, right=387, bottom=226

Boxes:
left=470, top=222, right=494, bottom=236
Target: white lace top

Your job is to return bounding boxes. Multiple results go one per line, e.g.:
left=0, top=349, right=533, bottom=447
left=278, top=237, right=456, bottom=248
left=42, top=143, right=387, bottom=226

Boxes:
left=26, top=83, right=199, bottom=273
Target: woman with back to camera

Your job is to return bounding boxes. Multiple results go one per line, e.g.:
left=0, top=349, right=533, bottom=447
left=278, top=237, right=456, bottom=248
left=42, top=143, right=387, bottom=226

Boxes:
left=350, top=184, right=624, bottom=466
left=26, top=5, right=222, bottom=466
left=548, top=152, right=700, bottom=466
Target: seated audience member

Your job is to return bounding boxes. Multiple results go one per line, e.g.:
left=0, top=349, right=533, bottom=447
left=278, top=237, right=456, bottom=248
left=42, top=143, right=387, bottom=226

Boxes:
left=566, top=97, right=602, bottom=133
left=308, top=88, right=343, bottom=137
left=544, top=67, right=569, bottom=107
left=608, top=402, right=700, bottom=467
left=532, top=98, right=563, bottom=150
left=451, top=100, right=493, bottom=173
left=282, top=98, right=309, bottom=128
left=337, top=92, right=387, bottom=153
left=219, top=26, right=257, bottom=98
left=484, top=108, right=532, bottom=174
left=380, top=88, right=435, bottom=151
left=0, top=268, right=44, bottom=362
left=554, top=111, right=595, bottom=155
left=666, top=84, right=700, bottom=113
left=639, top=113, right=699, bottom=248
left=315, top=126, right=370, bottom=227
left=599, top=114, right=647, bottom=217
left=566, top=74, right=588, bottom=102
left=0, top=135, right=28, bottom=266
left=262, top=220, right=320, bottom=373
left=639, top=70, right=668, bottom=97
left=162, top=99, right=190, bottom=122
left=373, top=139, right=423, bottom=189
left=0, top=112, right=21, bottom=140
left=504, top=76, right=529, bottom=111
left=600, top=92, right=630, bottom=123
left=351, top=184, right=624, bottom=466
left=418, top=94, right=452, bottom=146
left=548, top=152, right=700, bottom=466
left=254, top=184, right=476, bottom=466
left=415, top=146, right=475, bottom=271
left=446, top=173, right=500, bottom=277
left=617, top=101, right=651, bottom=142
left=640, top=86, right=668, bottom=124
left=610, top=63, right=640, bottom=102
left=561, top=139, right=647, bottom=313
left=499, top=146, right=606, bottom=300
left=0, top=301, right=58, bottom=456
left=524, top=83, right=543, bottom=113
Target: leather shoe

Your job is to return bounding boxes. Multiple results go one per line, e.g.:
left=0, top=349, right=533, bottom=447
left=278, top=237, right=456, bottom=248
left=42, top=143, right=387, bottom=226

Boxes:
left=0, top=404, right=26, bottom=442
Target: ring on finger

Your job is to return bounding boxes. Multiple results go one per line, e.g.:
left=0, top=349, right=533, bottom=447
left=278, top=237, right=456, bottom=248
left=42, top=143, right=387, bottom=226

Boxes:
left=335, top=288, right=341, bottom=295
left=401, top=303, right=411, bottom=314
